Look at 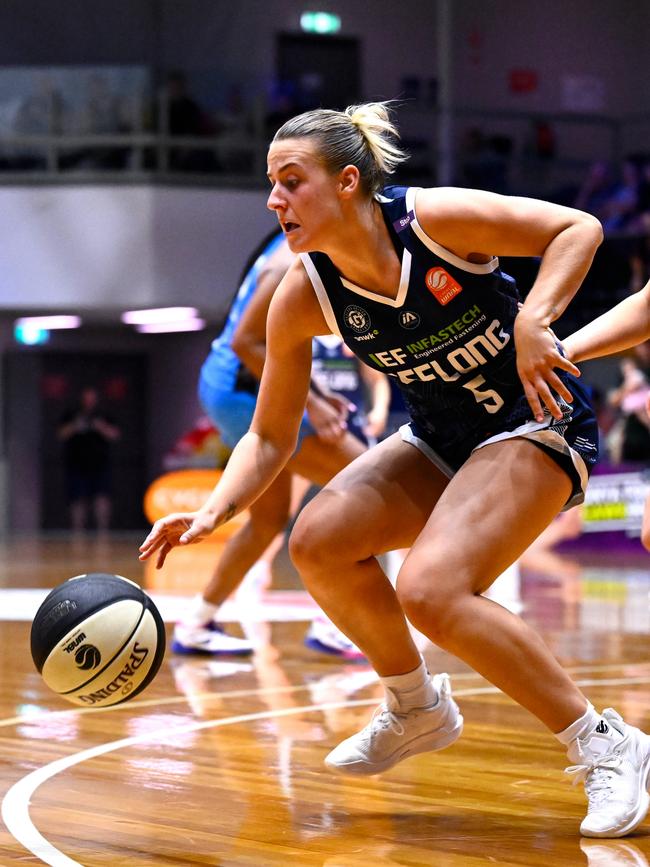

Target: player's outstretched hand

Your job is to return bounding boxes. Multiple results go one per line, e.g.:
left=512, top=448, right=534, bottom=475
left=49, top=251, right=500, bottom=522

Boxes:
left=139, top=511, right=215, bottom=569
left=514, top=312, right=580, bottom=422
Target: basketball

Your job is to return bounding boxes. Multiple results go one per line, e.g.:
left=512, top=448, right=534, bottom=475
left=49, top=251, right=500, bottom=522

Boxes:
left=30, top=573, right=166, bottom=707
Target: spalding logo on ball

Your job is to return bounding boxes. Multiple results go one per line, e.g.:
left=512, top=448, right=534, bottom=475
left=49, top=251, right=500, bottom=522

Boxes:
left=31, top=573, right=166, bottom=707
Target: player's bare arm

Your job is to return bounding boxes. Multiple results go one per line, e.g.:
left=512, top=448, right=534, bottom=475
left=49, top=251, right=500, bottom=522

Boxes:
left=564, top=280, right=650, bottom=363
left=415, top=187, right=603, bottom=421
left=139, top=261, right=326, bottom=567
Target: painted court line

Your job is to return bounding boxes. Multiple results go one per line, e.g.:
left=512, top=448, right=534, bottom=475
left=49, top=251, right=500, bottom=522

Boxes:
left=2, top=660, right=644, bottom=730
left=4, top=673, right=650, bottom=866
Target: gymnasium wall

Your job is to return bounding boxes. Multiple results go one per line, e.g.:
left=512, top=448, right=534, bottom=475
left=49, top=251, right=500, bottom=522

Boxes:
left=0, top=186, right=274, bottom=315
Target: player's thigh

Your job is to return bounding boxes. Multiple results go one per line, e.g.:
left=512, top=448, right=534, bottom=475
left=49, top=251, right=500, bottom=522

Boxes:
left=291, top=432, right=450, bottom=561
left=404, top=438, right=574, bottom=596
left=247, top=467, right=293, bottom=528
left=287, top=429, right=366, bottom=487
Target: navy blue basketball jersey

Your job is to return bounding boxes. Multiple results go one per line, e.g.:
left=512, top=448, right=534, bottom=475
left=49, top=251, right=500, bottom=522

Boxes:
left=299, top=185, right=597, bottom=475
left=311, top=334, right=368, bottom=442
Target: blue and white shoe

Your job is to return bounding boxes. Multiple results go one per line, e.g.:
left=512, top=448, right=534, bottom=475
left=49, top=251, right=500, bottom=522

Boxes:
left=305, top=615, right=366, bottom=661
left=172, top=621, right=253, bottom=656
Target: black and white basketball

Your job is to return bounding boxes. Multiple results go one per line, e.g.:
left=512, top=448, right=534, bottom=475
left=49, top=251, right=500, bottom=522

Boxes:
left=30, top=573, right=166, bottom=707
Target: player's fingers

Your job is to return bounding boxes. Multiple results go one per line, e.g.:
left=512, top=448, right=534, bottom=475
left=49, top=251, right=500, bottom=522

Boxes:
left=180, top=520, right=205, bottom=544
left=554, top=353, right=581, bottom=378
left=534, top=379, right=562, bottom=420
left=138, top=533, right=163, bottom=559
left=140, top=517, right=173, bottom=551
left=522, top=379, right=544, bottom=423
left=156, top=540, right=171, bottom=570
left=543, top=370, right=574, bottom=404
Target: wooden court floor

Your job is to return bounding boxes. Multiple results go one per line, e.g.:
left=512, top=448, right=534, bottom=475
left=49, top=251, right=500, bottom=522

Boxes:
left=1, top=534, right=650, bottom=866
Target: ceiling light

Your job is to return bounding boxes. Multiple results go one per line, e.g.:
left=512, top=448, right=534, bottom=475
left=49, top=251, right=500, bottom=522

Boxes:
left=121, top=307, right=199, bottom=325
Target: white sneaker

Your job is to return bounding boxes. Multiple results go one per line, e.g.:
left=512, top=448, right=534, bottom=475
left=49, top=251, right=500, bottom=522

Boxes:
left=566, top=708, right=650, bottom=837
left=172, top=622, right=253, bottom=656
left=304, top=615, right=366, bottom=661
left=324, top=672, right=463, bottom=776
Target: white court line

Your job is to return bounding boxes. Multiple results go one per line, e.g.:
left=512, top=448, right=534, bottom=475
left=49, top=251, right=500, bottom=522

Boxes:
left=3, top=661, right=647, bottom=730
left=1, top=696, right=385, bottom=867
left=4, top=674, right=650, bottom=867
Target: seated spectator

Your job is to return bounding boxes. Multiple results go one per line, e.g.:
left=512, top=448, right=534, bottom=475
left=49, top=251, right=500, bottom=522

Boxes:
left=598, top=157, right=641, bottom=233
left=574, top=159, right=617, bottom=220
left=608, top=353, right=650, bottom=463
left=458, top=126, right=512, bottom=193
left=11, top=75, right=65, bottom=169
left=163, top=70, right=219, bottom=172
left=62, top=73, right=129, bottom=170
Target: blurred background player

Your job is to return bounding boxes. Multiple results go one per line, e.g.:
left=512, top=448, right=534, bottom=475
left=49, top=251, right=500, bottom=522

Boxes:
left=173, top=228, right=391, bottom=656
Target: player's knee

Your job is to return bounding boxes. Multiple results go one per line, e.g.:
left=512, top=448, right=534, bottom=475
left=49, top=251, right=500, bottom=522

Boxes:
left=397, top=564, right=462, bottom=648
left=288, top=505, right=331, bottom=575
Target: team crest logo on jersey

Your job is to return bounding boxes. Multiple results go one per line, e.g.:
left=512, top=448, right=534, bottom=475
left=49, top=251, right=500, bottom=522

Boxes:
left=398, top=310, right=420, bottom=329
left=425, top=267, right=463, bottom=305
left=344, top=304, right=371, bottom=334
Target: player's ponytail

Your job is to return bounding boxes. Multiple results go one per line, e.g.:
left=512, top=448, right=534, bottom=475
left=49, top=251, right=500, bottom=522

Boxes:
left=273, top=101, right=408, bottom=195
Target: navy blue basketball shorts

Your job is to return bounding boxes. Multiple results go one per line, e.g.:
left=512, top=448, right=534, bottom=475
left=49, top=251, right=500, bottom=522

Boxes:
left=401, top=388, right=599, bottom=511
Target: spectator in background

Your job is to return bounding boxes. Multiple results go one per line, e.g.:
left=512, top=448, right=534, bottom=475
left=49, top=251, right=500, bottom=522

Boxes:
left=63, top=73, right=129, bottom=170
left=457, top=126, right=511, bottom=193
left=12, top=75, right=65, bottom=169
left=598, top=158, right=641, bottom=234
left=574, top=158, right=641, bottom=234
left=574, top=160, right=617, bottom=222
left=57, top=386, right=121, bottom=533
left=607, top=353, right=650, bottom=463
left=163, top=70, right=219, bottom=172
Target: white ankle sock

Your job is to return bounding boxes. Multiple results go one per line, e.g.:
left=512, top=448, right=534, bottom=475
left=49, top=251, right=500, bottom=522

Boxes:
left=380, top=658, right=437, bottom=711
left=182, top=595, right=219, bottom=627
left=555, top=702, right=601, bottom=746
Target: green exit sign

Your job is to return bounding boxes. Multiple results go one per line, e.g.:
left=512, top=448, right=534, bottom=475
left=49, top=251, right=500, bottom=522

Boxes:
left=300, top=11, right=341, bottom=34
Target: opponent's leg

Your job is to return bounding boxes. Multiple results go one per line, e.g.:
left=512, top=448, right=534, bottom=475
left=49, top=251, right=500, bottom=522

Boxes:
left=172, top=468, right=293, bottom=655
left=174, top=428, right=367, bottom=656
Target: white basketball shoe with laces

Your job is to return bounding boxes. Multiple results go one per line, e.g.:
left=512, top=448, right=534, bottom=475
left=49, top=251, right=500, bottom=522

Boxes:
left=324, top=672, right=463, bottom=775
left=566, top=708, right=650, bottom=838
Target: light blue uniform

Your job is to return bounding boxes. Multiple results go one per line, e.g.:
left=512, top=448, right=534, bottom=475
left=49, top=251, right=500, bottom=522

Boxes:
left=198, top=232, right=315, bottom=449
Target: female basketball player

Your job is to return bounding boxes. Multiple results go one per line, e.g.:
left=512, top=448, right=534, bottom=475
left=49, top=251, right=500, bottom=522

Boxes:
left=174, top=228, right=390, bottom=657
left=141, top=102, right=650, bottom=838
